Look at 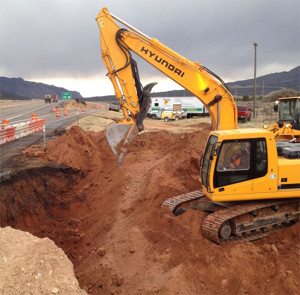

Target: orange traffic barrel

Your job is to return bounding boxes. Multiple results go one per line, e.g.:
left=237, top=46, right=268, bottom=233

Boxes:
left=56, top=109, right=60, bottom=117
left=64, top=107, right=68, bottom=116
left=2, top=119, right=9, bottom=128
left=32, top=113, right=37, bottom=121
left=52, top=105, right=56, bottom=112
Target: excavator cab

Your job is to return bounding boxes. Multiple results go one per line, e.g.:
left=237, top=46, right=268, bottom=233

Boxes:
left=201, top=130, right=271, bottom=202
left=274, top=97, right=300, bottom=130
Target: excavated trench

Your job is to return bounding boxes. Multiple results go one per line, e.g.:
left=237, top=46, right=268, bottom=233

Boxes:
left=1, top=125, right=300, bottom=295
left=0, top=126, right=125, bottom=294
left=0, top=163, right=88, bottom=265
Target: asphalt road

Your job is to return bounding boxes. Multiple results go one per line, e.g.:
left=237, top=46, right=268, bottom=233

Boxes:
left=0, top=100, right=96, bottom=171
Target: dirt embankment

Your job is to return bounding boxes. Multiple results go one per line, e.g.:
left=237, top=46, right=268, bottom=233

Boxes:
left=1, top=124, right=299, bottom=295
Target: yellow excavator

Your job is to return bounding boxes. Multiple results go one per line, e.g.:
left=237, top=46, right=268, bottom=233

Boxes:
left=264, top=97, right=300, bottom=142
left=96, top=8, right=299, bottom=244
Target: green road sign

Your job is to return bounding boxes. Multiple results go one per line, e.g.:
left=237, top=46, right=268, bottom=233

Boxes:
left=62, top=92, right=71, bottom=100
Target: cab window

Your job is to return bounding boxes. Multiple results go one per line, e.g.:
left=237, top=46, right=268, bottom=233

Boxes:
left=216, top=142, right=250, bottom=172
left=255, top=139, right=267, bottom=174
left=214, top=139, right=267, bottom=188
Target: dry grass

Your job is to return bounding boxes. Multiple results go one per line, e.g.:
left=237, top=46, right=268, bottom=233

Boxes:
left=68, top=110, right=123, bottom=132
left=73, top=108, right=278, bottom=133
left=71, top=110, right=212, bottom=133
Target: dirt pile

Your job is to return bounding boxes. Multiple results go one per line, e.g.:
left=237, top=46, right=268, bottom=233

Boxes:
left=1, top=124, right=299, bottom=294
left=35, top=126, right=107, bottom=171
left=0, top=226, right=87, bottom=295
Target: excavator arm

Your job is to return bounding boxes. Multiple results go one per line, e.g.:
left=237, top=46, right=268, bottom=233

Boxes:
left=96, top=7, right=238, bottom=164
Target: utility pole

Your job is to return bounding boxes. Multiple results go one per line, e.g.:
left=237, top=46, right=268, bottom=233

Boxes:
left=253, top=42, right=258, bottom=118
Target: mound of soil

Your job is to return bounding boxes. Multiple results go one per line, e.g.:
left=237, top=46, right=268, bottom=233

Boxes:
left=0, top=226, right=87, bottom=295
left=24, top=126, right=107, bottom=172
left=1, top=125, right=299, bottom=294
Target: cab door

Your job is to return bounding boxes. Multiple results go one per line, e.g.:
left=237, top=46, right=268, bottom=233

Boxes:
left=213, top=140, right=253, bottom=200
left=252, top=139, right=276, bottom=194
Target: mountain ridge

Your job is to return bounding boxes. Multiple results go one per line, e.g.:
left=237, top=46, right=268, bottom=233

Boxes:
left=226, top=66, right=300, bottom=96
left=88, top=66, right=300, bottom=101
left=0, top=66, right=299, bottom=101
left=0, top=77, right=82, bottom=100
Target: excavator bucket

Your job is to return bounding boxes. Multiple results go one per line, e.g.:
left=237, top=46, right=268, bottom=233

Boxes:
left=105, top=83, right=157, bottom=168
left=105, top=122, right=139, bottom=168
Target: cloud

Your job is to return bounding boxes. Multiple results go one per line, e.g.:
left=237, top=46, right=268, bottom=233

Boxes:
left=0, top=0, right=299, bottom=96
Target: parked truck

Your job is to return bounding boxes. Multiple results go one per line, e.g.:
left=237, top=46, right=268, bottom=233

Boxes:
left=52, top=95, right=58, bottom=102
left=44, top=94, right=52, bottom=103
left=109, top=101, right=121, bottom=111
left=148, top=97, right=208, bottom=119
left=237, top=105, right=252, bottom=122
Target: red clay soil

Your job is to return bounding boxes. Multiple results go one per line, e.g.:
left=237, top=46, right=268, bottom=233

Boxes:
left=3, top=125, right=300, bottom=294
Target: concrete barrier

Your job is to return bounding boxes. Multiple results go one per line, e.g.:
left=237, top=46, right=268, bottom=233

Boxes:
left=14, top=122, right=28, bottom=139
left=5, top=126, right=16, bottom=142
left=0, top=117, right=45, bottom=145
left=0, top=129, right=6, bottom=145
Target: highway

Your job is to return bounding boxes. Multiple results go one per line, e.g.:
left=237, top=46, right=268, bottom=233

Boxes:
left=0, top=100, right=97, bottom=171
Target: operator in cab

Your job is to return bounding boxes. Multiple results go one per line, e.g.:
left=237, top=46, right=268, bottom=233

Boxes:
left=229, top=144, right=249, bottom=169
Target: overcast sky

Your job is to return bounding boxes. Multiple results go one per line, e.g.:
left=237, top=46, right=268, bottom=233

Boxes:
left=1, top=0, right=299, bottom=97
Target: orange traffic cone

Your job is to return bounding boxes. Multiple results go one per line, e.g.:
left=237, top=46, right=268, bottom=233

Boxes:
left=52, top=105, right=56, bottom=112
left=56, top=109, right=60, bottom=117
left=2, top=119, right=9, bottom=128
left=82, top=106, right=85, bottom=112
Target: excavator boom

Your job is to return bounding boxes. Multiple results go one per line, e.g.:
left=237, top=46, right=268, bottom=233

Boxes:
left=96, top=8, right=237, bottom=164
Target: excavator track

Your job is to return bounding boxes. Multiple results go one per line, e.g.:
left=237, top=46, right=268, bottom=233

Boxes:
left=162, top=190, right=205, bottom=213
left=202, top=199, right=299, bottom=244
left=162, top=192, right=299, bottom=245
